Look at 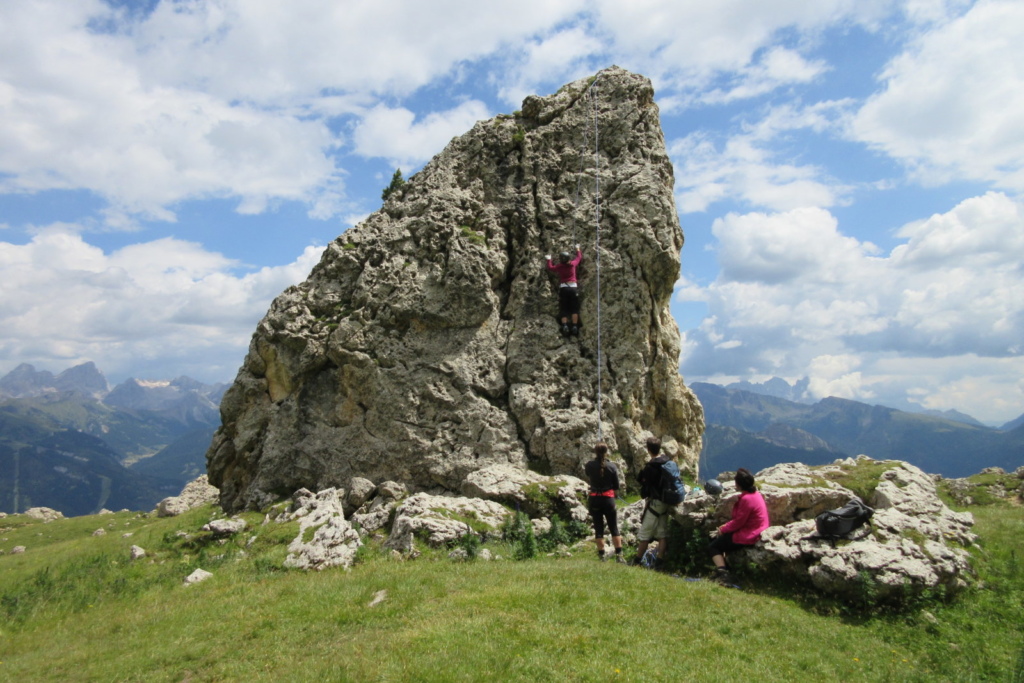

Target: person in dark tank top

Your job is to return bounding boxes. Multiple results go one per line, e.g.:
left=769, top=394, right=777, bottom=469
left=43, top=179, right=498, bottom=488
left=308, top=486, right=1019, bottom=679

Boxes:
left=584, top=442, right=624, bottom=562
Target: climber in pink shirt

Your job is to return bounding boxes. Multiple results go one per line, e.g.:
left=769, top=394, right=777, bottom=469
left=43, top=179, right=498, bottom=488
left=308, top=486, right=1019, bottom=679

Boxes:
left=710, top=467, right=769, bottom=586
left=545, top=245, right=582, bottom=336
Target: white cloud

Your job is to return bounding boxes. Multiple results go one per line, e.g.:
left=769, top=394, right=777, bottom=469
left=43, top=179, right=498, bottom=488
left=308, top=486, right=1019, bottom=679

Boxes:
left=670, top=101, right=854, bottom=213
left=697, top=47, right=829, bottom=106
left=0, top=0, right=587, bottom=224
left=352, top=100, right=491, bottom=167
left=0, top=1, right=343, bottom=222
left=133, top=0, right=587, bottom=103
left=593, top=0, right=891, bottom=96
left=496, top=27, right=605, bottom=107
left=0, top=226, right=323, bottom=382
left=851, top=0, right=1024, bottom=190
left=678, top=192, right=1024, bottom=422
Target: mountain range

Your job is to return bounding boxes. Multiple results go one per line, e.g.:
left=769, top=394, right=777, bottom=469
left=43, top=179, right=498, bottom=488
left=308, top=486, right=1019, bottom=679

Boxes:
left=0, top=362, right=224, bottom=516
left=692, top=380, right=1024, bottom=480
left=4, top=362, right=1022, bottom=516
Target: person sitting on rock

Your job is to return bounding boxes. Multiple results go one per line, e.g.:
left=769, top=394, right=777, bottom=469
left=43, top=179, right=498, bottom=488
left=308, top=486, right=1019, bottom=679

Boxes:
left=584, top=442, right=624, bottom=563
left=545, top=245, right=582, bottom=336
left=709, top=467, right=770, bottom=586
left=633, top=437, right=672, bottom=569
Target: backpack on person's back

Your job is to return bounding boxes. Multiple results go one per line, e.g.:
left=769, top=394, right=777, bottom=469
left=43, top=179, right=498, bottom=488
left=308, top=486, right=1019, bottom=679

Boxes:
left=640, top=457, right=686, bottom=505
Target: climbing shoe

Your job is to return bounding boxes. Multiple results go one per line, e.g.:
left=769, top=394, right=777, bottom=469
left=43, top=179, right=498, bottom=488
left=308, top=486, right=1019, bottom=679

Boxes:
left=571, top=324, right=580, bottom=336
left=560, top=323, right=570, bottom=336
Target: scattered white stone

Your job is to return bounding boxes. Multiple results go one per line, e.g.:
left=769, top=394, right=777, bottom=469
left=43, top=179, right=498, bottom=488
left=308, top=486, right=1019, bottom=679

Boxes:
left=122, top=532, right=133, bottom=538
left=532, top=518, right=552, bottom=536
left=283, top=488, right=363, bottom=571
left=368, top=589, right=388, bottom=608
left=98, top=508, right=114, bottom=515
left=479, top=548, right=493, bottom=561
left=12, top=546, right=26, bottom=554
left=202, top=518, right=248, bottom=537
left=377, top=481, right=408, bottom=501
left=347, top=477, right=377, bottom=510
left=24, top=507, right=63, bottom=522
left=129, top=545, right=146, bottom=560
left=92, top=528, right=107, bottom=537
left=462, top=464, right=590, bottom=522
left=384, top=493, right=510, bottom=553
left=157, top=475, right=220, bottom=517
left=183, top=568, right=213, bottom=586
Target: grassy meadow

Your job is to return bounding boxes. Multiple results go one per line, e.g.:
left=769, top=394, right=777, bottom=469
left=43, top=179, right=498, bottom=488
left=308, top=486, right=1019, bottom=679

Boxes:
left=0, top=493, right=1022, bottom=682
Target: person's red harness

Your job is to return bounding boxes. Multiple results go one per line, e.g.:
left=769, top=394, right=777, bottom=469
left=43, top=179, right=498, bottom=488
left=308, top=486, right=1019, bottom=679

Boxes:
left=589, top=490, right=615, bottom=497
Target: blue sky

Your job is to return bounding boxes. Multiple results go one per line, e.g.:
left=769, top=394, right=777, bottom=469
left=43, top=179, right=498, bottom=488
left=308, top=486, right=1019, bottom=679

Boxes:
left=1, top=0, right=1022, bottom=425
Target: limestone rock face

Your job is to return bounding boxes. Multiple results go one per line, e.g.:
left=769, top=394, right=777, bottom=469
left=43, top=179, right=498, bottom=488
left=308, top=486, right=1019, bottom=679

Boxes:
left=207, top=66, right=704, bottom=512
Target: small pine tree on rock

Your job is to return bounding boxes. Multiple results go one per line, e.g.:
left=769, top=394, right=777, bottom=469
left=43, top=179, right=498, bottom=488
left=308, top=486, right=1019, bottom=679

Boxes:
left=381, top=169, right=405, bottom=201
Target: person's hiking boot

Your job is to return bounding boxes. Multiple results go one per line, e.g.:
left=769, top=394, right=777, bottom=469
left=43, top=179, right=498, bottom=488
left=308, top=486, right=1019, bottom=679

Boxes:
left=714, top=567, right=735, bottom=586
left=615, top=553, right=627, bottom=564
left=598, top=550, right=606, bottom=561
left=560, top=323, right=571, bottom=336
left=571, top=324, right=580, bottom=336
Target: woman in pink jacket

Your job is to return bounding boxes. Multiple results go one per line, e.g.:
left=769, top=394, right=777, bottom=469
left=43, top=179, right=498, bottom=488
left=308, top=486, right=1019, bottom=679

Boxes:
left=710, top=468, right=769, bottom=586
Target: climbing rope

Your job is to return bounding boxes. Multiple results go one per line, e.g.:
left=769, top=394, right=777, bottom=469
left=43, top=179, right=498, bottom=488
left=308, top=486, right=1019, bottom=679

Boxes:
left=591, top=79, right=603, bottom=442
left=566, top=73, right=605, bottom=440
left=568, top=75, right=604, bottom=440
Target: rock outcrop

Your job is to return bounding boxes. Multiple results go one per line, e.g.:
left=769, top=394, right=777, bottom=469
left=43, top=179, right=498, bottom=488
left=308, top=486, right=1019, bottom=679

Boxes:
left=207, top=66, right=704, bottom=512
left=676, top=458, right=976, bottom=600
left=24, top=507, right=64, bottom=523
left=278, top=488, right=363, bottom=571
left=156, top=475, right=220, bottom=517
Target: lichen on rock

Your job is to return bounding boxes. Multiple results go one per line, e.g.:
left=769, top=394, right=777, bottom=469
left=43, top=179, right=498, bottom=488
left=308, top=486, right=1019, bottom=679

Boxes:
left=207, top=66, right=704, bottom=512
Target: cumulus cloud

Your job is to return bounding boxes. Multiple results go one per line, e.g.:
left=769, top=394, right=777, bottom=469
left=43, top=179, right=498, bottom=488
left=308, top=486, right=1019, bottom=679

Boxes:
left=593, top=0, right=891, bottom=97
left=0, top=226, right=323, bottom=382
left=851, top=0, right=1024, bottom=190
left=131, top=0, right=587, bottom=103
left=678, top=192, right=1024, bottom=423
left=495, top=27, right=605, bottom=107
left=0, top=1, right=343, bottom=222
left=696, top=47, right=829, bottom=106
left=352, top=100, right=492, bottom=168
left=0, top=0, right=586, bottom=224
left=670, top=100, right=854, bottom=213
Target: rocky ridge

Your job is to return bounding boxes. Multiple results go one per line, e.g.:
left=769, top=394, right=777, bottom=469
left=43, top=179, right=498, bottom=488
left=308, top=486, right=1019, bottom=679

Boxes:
left=207, top=66, right=703, bottom=511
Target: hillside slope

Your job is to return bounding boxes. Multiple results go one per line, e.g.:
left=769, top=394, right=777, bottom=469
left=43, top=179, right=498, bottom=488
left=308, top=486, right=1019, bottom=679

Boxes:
left=0, top=496, right=1021, bottom=681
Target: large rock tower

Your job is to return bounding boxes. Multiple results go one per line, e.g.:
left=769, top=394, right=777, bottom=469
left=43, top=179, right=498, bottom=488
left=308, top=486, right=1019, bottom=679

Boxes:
left=207, top=66, right=704, bottom=511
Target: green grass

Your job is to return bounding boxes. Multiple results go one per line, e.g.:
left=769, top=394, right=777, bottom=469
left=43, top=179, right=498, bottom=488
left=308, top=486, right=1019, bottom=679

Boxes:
left=816, top=459, right=901, bottom=501
left=1, top=501, right=1022, bottom=681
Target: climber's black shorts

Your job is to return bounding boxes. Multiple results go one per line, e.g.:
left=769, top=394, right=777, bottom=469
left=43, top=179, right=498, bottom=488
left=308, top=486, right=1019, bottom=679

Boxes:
left=589, top=496, right=618, bottom=538
left=558, top=286, right=580, bottom=318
